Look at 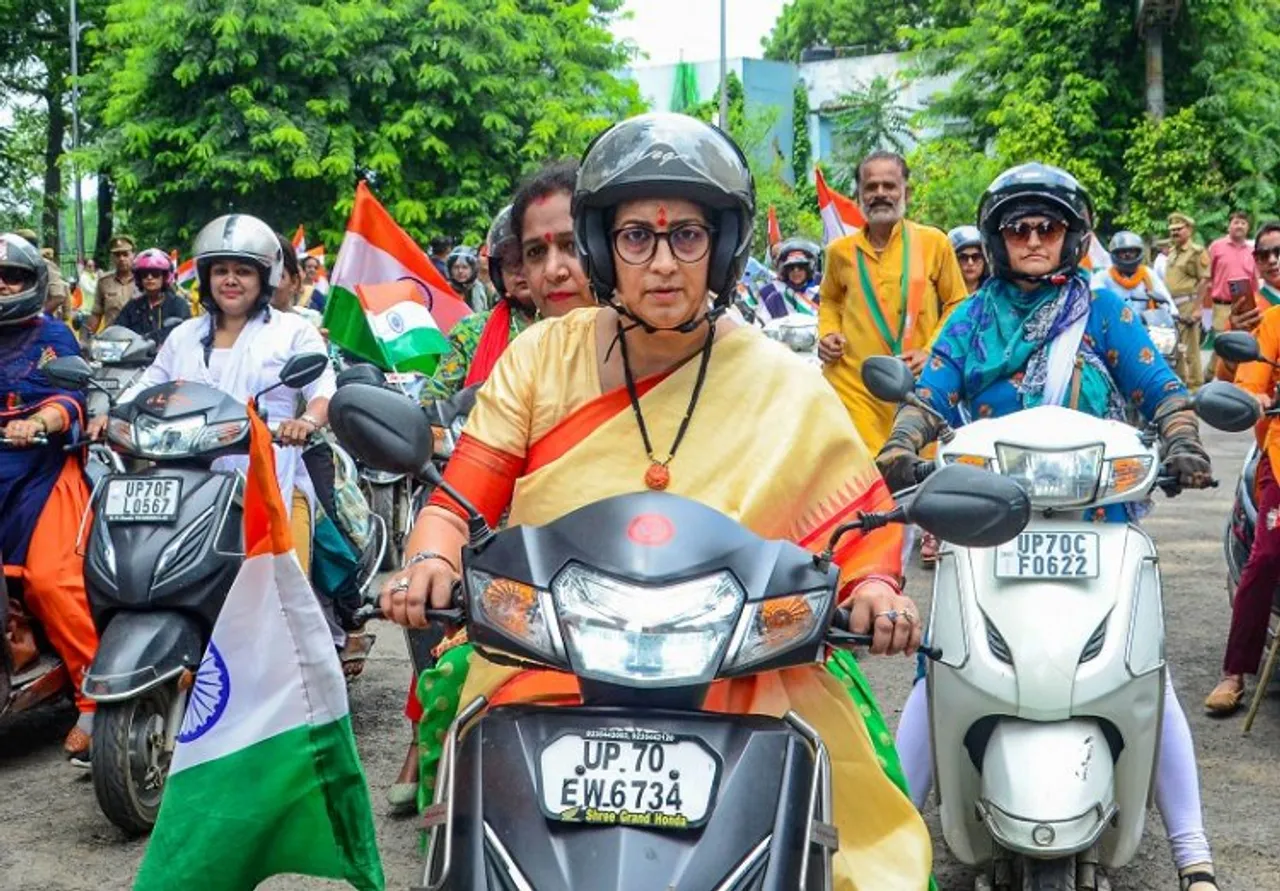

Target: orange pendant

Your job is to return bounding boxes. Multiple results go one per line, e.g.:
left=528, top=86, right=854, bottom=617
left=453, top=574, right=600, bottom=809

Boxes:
left=644, top=462, right=671, bottom=491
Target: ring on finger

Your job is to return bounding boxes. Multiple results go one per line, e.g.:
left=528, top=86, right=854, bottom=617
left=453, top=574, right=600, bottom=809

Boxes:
left=874, top=609, right=899, bottom=623
left=389, top=577, right=410, bottom=594
left=900, top=608, right=918, bottom=625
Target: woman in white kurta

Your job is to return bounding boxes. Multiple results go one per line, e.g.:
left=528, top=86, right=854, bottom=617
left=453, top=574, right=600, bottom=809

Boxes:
left=101, top=214, right=336, bottom=564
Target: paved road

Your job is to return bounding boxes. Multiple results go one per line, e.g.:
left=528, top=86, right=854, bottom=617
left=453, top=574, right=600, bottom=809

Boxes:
left=1, top=425, right=1277, bottom=890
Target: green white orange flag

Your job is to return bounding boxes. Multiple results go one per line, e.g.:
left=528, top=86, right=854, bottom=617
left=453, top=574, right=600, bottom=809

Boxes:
left=132, top=402, right=384, bottom=891
left=326, top=279, right=452, bottom=375
left=815, top=167, right=866, bottom=244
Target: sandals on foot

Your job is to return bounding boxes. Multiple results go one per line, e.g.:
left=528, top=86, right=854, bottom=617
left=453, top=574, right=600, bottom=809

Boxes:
left=387, top=782, right=418, bottom=816
left=1180, top=870, right=1219, bottom=891
left=340, top=630, right=376, bottom=680
left=1204, top=677, right=1244, bottom=716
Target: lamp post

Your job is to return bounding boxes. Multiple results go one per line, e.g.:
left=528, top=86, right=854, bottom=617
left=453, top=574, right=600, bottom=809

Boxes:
left=717, top=0, right=727, bottom=129
left=69, top=0, right=89, bottom=262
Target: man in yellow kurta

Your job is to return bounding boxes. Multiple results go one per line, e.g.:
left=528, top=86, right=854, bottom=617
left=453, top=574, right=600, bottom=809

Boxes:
left=818, top=152, right=967, bottom=453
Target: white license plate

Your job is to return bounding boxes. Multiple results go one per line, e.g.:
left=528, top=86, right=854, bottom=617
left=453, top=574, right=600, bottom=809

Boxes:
left=96, top=375, right=120, bottom=391
left=538, top=728, right=720, bottom=830
left=995, top=531, right=1099, bottom=579
left=104, top=478, right=182, bottom=523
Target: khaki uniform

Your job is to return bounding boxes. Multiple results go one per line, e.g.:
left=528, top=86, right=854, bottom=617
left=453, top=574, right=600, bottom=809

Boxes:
left=1164, top=240, right=1209, bottom=388
left=43, top=258, right=70, bottom=320
left=86, top=272, right=138, bottom=336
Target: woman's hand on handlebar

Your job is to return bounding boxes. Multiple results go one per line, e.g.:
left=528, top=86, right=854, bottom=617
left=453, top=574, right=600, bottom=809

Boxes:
left=845, top=578, right=923, bottom=657
left=379, top=555, right=458, bottom=628
left=86, top=415, right=109, bottom=441
left=276, top=416, right=317, bottom=447
left=1, top=419, right=44, bottom=447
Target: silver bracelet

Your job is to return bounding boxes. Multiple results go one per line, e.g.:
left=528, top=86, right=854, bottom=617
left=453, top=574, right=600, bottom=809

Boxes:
left=403, top=550, right=458, bottom=574
left=299, top=412, right=323, bottom=429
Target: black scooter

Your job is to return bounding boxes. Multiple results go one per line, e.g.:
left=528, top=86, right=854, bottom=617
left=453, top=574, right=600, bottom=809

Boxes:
left=45, top=352, right=330, bottom=835
left=330, top=383, right=1031, bottom=891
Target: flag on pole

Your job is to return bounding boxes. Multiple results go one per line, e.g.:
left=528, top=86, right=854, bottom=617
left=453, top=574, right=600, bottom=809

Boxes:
left=767, top=205, right=782, bottom=249
left=324, top=182, right=470, bottom=345
left=1082, top=231, right=1111, bottom=271
left=132, top=402, right=385, bottom=891
left=815, top=168, right=866, bottom=244
left=292, top=225, right=306, bottom=254
left=325, top=280, right=451, bottom=375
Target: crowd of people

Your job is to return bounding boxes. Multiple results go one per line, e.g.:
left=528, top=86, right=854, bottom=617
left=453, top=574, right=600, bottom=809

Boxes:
left=8, top=108, right=1280, bottom=889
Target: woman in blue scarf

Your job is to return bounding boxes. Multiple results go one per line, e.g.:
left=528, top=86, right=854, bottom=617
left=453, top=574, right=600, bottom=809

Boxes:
left=0, top=233, right=98, bottom=764
left=876, top=165, right=1221, bottom=891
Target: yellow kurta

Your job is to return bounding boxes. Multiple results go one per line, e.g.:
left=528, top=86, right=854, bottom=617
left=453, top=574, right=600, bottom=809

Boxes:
left=449, top=308, right=929, bottom=891
left=819, top=220, right=967, bottom=453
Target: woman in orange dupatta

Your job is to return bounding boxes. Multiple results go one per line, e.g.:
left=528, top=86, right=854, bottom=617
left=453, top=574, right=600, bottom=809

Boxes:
left=380, top=113, right=932, bottom=890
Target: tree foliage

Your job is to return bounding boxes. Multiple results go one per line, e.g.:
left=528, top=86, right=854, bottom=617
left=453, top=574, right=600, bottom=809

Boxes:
left=791, top=79, right=812, bottom=193
left=0, top=105, right=47, bottom=231
left=912, top=0, right=1280, bottom=236
left=762, top=0, right=972, bottom=61
left=825, top=75, right=915, bottom=192
left=85, top=0, right=643, bottom=249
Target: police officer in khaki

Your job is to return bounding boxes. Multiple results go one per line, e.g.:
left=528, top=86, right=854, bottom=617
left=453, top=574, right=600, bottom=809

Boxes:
left=85, top=235, right=139, bottom=338
left=14, top=228, right=70, bottom=321
left=1163, top=212, right=1211, bottom=389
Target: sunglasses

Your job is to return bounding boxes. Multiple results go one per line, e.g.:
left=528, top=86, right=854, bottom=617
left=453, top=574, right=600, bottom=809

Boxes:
left=139, top=270, right=166, bottom=279
left=956, top=251, right=985, bottom=264
left=1001, top=219, right=1068, bottom=244
left=0, top=267, right=34, bottom=286
left=1255, top=246, right=1280, bottom=262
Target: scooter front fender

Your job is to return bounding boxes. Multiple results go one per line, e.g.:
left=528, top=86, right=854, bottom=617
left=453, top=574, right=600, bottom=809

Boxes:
left=979, top=718, right=1116, bottom=858
left=82, top=610, right=205, bottom=702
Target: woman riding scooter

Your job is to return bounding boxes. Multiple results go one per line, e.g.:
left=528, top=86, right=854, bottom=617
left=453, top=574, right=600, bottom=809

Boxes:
left=446, top=245, right=489, bottom=313
left=0, top=232, right=99, bottom=765
left=91, top=214, right=336, bottom=571
left=877, top=164, right=1220, bottom=891
left=378, top=112, right=931, bottom=889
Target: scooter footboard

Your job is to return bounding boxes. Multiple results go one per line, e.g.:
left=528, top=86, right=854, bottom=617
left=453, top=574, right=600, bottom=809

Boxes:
left=82, top=610, right=205, bottom=702
left=429, top=702, right=834, bottom=891
left=978, top=718, right=1116, bottom=858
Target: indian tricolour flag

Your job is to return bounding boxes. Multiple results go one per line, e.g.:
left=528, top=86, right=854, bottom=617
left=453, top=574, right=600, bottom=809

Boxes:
left=815, top=167, right=866, bottom=244
left=323, top=181, right=471, bottom=373
left=133, top=403, right=384, bottom=891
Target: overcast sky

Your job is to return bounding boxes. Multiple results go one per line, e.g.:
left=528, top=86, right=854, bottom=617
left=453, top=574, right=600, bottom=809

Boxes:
left=614, top=0, right=791, bottom=67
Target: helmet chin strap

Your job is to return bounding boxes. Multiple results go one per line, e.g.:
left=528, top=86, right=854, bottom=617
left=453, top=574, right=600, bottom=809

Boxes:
left=604, top=293, right=727, bottom=336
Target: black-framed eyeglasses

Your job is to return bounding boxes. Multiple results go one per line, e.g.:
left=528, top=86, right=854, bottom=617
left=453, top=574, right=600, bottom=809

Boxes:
left=1256, top=246, right=1280, bottom=262
left=0, top=267, right=34, bottom=286
left=956, top=251, right=984, bottom=264
left=612, top=223, right=715, bottom=266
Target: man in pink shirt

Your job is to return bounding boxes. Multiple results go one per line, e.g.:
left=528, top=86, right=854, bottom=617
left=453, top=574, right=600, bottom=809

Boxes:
left=1209, top=210, right=1257, bottom=335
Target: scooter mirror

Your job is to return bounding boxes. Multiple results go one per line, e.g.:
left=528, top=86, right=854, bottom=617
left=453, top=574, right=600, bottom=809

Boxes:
left=42, top=355, right=94, bottom=390
left=861, top=355, right=915, bottom=403
left=278, top=353, right=330, bottom=390
left=906, top=464, right=1030, bottom=548
left=1213, top=330, right=1263, bottom=364
left=328, top=383, right=433, bottom=476
left=1194, top=380, right=1263, bottom=433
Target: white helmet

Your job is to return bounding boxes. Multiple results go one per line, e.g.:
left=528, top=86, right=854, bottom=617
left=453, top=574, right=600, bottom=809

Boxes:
left=192, top=214, right=283, bottom=312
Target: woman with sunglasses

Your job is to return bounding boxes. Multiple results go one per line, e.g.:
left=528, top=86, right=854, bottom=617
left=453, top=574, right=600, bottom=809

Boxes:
left=114, top=248, right=190, bottom=343
left=379, top=113, right=931, bottom=888
left=878, top=163, right=1220, bottom=891
left=947, top=224, right=988, bottom=294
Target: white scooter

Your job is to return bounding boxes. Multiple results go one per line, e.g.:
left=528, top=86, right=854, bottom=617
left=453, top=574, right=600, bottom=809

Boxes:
left=862, top=358, right=1257, bottom=891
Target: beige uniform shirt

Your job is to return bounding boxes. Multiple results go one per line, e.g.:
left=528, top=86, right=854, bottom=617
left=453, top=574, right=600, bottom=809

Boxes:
left=88, top=272, right=138, bottom=334
left=1164, top=241, right=1209, bottom=299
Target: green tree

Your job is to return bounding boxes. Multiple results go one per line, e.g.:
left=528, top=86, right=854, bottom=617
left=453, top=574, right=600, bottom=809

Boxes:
left=826, top=75, right=915, bottom=191
left=791, top=79, right=813, bottom=197
left=905, top=138, right=1001, bottom=232
left=85, top=0, right=643, bottom=249
left=762, top=0, right=973, bottom=61
left=0, top=105, right=46, bottom=231
left=1116, top=107, right=1229, bottom=236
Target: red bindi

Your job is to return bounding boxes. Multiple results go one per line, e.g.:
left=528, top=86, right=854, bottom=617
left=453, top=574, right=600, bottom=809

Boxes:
left=656, top=205, right=668, bottom=227
left=542, top=232, right=554, bottom=244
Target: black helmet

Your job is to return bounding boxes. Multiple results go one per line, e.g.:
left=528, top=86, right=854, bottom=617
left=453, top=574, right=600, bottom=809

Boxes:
left=1107, top=230, right=1145, bottom=276
left=977, top=163, right=1094, bottom=283
left=446, top=245, right=479, bottom=286
left=573, top=112, right=755, bottom=304
left=0, top=232, right=49, bottom=326
left=775, top=236, right=821, bottom=279
left=485, top=205, right=517, bottom=296
left=192, top=214, right=283, bottom=315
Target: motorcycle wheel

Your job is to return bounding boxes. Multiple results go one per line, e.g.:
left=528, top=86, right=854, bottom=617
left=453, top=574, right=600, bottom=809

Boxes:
left=365, top=483, right=399, bottom=571
left=1019, top=856, right=1077, bottom=891
left=92, top=683, right=182, bottom=836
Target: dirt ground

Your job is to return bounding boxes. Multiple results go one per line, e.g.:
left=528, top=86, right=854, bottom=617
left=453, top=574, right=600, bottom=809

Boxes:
left=1, top=425, right=1277, bottom=890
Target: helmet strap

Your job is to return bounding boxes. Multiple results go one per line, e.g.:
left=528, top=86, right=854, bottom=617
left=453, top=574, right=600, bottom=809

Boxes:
left=602, top=295, right=727, bottom=361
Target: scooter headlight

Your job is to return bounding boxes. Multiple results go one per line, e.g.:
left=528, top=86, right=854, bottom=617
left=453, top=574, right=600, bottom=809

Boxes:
left=995, top=443, right=1104, bottom=508
left=468, top=568, right=558, bottom=662
left=1148, top=326, right=1177, bottom=357
left=89, top=340, right=128, bottom=363
left=130, top=414, right=248, bottom=459
left=550, top=565, right=744, bottom=687
left=724, top=591, right=831, bottom=672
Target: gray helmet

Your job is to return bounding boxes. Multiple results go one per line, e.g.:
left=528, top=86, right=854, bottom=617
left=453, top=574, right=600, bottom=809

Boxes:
left=192, top=214, right=283, bottom=314
left=948, top=225, right=983, bottom=252
left=1107, top=230, right=1146, bottom=275
left=0, top=233, right=48, bottom=326
left=446, top=245, right=479, bottom=287
left=775, top=237, right=821, bottom=278
left=485, top=205, right=517, bottom=296
left=978, top=162, right=1094, bottom=284
left=573, top=112, right=756, bottom=303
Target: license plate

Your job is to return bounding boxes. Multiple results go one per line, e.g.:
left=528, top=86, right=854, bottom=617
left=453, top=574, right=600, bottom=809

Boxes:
left=995, top=531, right=1099, bottom=579
left=96, top=375, right=120, bottom=391
left=103, top=478, right=182, bottom=523
left=538, top=728, right=720, bottom=830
